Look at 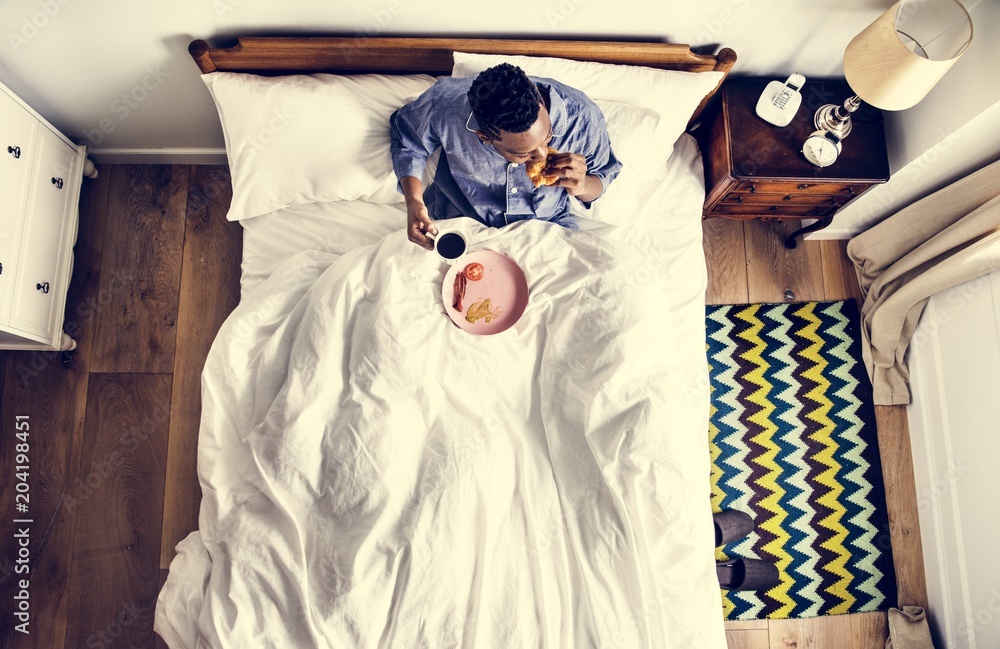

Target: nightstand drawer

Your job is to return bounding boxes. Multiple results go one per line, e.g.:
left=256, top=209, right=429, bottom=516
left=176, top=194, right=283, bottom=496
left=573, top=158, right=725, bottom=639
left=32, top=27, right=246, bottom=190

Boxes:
left=733, top=180, right=869, bottom=198
left=707, top=203, right=837, bottom=218
left=720, top=193, right=846, bottom=207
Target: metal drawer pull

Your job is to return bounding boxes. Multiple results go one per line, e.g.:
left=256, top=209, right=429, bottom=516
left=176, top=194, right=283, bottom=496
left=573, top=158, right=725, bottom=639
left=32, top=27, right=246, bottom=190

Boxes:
left=797, top=184, right=809, bottom=189
left=36, top=282, right=50, bottom=294
left=0, top=262, right=3, bottom=275
left=769, top=206, right=779, bottom=211
left=51, top=177, right=63, bottom=189
left=7, top=145, right=20, bottom=159
left=749, top=184, right=757, bottom=193
left=736, top=196, right=743, bottom=204
left=783, top=195, right=792, bottom=201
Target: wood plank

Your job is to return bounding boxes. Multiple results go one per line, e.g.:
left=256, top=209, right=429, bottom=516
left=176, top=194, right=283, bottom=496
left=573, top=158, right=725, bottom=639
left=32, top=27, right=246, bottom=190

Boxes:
left=154, top=569, right=170, bottom=649
left=820, top=239, right=864, bottom=305
left=704, top=218, right=749, bottom=305
left=91, top=165, right=189, bottom=374
left=850, top=611, right=888, bottom=648
left=727, top=628, right=770, bottom=649
left=0, top=165, right=110, bottom=649
left=63, top=373, right=171, bottom=649
left=874, top=405, right=928, bottom=609
left=745, top=220, right=825, bottom=304
left=161, top=165, right=240, bottom=568
left=768, top=615, right=855, bottom=649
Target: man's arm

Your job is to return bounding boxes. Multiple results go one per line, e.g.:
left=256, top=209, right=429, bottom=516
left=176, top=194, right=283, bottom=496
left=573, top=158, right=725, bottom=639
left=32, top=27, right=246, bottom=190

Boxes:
left=400, top=176, right=437, bottom=250
left=546, top=94, right=622, bottom=206
left=389, top=89, right=443, bottom=249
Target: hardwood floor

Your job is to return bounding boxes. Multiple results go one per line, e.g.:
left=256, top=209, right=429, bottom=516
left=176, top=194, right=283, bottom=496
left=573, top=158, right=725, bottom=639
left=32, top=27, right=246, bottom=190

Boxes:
left=0, top=165, right=924, bottom=648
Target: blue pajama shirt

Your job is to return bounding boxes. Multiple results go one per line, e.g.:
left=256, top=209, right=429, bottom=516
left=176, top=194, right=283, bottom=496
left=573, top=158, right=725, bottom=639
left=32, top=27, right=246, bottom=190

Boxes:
left=389, top=76, right=622, bottom=228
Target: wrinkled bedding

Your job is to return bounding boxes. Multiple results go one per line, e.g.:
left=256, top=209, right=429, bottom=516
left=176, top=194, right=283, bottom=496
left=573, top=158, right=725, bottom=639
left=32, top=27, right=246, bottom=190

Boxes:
left=155, top=215, right=725, bottom=648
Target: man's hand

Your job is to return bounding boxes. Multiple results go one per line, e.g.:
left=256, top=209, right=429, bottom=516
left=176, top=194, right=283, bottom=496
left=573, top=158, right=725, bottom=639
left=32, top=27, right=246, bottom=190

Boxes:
left=544, top=152, right=603, bottom=203
left=400, top=175, right=437, bottom=249
left=407, top=201, right=437, bottom=250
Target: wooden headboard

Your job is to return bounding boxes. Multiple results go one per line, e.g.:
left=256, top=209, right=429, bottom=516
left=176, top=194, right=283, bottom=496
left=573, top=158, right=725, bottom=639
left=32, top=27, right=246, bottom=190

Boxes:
left=189, top=37, right=737, bottom=126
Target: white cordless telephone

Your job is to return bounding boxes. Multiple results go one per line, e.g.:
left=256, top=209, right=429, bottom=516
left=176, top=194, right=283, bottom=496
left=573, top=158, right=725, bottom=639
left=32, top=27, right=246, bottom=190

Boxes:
left=755, top=74, right=806, bottom=127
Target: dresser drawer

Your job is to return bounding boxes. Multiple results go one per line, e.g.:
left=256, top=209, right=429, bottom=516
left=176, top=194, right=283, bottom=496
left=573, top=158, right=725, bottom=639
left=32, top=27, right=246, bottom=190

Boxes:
left=719, top=193, right=846, bottom=208
left=9, top=129, right=77, bottom=338
left=707, top=203, right=837, bottom=218
left=733, top=179, right=869, bottom=197
left=0, top=98, right=39, bottom=324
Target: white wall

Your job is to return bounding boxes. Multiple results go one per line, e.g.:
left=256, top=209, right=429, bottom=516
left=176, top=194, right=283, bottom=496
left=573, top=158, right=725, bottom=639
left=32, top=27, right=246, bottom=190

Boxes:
left=907, top=270, right=1000, bottom=649
left=0, top=0, right=903, bottom=156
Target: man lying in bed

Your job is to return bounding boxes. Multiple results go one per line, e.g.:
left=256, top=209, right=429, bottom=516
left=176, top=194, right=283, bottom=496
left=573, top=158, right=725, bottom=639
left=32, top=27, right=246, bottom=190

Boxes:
left=390, top=63, right=622, bottom=249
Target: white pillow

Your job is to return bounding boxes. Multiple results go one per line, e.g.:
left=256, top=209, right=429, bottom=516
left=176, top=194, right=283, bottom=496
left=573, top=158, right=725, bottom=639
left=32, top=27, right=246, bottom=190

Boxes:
left=201, top=72, right=436, bottom=221
left=452, top=52, right=723, bottom=162
left=587, top=99, right=661, bottom=225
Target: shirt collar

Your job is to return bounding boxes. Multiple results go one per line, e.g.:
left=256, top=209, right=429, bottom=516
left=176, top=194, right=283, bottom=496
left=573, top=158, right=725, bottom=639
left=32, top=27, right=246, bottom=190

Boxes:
left=535, top=80, right=567, bottom=138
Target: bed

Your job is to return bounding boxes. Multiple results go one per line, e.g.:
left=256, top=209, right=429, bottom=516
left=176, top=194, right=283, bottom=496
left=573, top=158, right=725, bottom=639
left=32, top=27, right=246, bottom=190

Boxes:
left=155, top=36, right=737, bottom=649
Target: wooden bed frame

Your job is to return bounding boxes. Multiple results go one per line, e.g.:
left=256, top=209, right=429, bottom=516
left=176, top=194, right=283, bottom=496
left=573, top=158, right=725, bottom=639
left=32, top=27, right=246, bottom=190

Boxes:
left=188, top=36, right=736, bottom=126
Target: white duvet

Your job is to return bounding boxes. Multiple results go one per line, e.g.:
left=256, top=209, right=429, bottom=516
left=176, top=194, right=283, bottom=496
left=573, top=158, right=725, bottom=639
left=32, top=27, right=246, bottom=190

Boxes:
left=156, top=135, right=726, bottom=648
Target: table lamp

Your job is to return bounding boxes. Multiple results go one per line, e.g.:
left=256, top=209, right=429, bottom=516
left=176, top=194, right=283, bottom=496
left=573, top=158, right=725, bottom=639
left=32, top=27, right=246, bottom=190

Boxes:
left=814, top=0, right=973, bottom=140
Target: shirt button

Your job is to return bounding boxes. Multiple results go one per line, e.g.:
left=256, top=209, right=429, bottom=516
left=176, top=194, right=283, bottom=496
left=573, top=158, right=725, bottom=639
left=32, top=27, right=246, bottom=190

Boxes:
left=511, top=187, right=519, bottom=193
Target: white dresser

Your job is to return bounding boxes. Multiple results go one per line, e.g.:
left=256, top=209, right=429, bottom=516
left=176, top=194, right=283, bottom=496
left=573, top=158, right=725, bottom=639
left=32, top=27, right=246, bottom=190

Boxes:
left=1, top=80, right=95, bottom=352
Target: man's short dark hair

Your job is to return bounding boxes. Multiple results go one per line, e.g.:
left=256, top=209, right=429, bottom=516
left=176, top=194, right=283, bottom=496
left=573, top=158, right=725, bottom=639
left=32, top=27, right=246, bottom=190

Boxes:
left=467, top=63, right=543, bottom=140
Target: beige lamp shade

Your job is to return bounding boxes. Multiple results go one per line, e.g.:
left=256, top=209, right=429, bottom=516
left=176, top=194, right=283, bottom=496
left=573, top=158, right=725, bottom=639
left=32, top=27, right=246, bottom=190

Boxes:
left=844, top=0, right=973, bottom=111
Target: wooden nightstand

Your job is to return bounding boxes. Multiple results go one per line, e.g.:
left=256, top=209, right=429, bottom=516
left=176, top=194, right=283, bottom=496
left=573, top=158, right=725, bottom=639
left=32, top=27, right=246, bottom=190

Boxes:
left=696, top=77, right=890, bottom=248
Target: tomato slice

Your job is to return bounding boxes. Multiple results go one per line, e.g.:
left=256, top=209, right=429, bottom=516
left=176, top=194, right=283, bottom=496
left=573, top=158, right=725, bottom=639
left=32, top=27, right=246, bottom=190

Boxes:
left=464, top=262, right=484, bottom=281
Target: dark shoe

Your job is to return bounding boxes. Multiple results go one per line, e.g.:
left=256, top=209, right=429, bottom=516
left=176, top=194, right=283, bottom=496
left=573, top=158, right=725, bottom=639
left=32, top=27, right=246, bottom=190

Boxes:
left=716, top=558, right=780, bottom=591
left=713, top=510, right=754, bottom=547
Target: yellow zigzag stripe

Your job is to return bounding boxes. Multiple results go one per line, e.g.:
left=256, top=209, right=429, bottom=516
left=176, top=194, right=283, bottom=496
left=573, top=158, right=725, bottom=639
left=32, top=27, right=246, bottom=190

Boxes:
left=737, top=305, right=795, bottom=617
left=708, top=347, right=726, bottom=514
left=797, top=303, right=855, bottom=614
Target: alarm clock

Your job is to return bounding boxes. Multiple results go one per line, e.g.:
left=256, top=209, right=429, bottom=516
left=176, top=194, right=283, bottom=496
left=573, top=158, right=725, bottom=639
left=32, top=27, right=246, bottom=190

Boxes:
left=802, top=129, right=842, bottom=167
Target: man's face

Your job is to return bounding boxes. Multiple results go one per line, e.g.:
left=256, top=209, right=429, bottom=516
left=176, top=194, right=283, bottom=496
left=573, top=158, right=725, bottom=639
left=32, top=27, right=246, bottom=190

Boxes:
left=480, top=104, right=553, bottom=164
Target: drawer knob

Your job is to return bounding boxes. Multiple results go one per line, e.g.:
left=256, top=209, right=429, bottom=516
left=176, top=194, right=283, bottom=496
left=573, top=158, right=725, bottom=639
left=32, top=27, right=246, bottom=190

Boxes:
left=797, top=184, right=809, bottom=190
left=36, top=282, right=50, bottom=294
left=769, top=206, right=779, bottom=212
left=7, top=145, right=20, bottom=159
left=845, top=187, right=855, bottom=195
left=783, top=195, right=792, bottom=201
left=736, top=196, right=744, bottom=204
left=749, top=184, right=757, bottom=193
left=51, top=177, right=64, bottom=189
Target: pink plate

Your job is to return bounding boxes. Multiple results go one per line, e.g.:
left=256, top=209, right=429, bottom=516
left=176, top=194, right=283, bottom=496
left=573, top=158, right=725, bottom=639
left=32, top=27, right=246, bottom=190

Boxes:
left=441, top=251, right=529, bottom=335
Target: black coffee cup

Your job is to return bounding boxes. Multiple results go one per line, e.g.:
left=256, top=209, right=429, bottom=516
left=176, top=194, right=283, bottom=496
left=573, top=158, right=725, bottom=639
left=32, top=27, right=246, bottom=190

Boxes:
left=427, top=230, right=467, bottom=263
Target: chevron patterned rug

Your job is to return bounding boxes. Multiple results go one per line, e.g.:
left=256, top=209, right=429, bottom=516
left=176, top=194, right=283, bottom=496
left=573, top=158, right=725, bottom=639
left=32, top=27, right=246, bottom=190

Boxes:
left=706, top=300, right=896, bottom=620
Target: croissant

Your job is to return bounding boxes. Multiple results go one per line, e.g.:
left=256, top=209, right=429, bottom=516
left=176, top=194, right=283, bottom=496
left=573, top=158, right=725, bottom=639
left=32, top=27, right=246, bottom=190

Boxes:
left=526, top=148, right=559, bottom=188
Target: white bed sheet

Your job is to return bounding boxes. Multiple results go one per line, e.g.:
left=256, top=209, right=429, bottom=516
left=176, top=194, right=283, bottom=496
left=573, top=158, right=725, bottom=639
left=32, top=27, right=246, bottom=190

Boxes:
left=155, top=134, right=725, bottom=648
